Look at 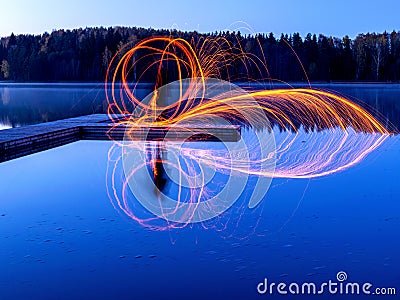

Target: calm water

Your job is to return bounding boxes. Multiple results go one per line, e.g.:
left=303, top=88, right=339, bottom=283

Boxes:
left=0, top=83, right=400, bottom=129
left=0, top=83, right=152, bottom=129
left=0, top=83, right=399, bottom=299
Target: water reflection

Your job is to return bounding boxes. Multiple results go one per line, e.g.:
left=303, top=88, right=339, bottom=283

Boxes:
left=0, top=83, right=152, bottom=129
left=1, top=86, right=10, bottom=105
left=0, top=138, right=398, bottom=300
left=0, top=122, right=12, bottom=130
left=147, top=142, right=168, bottom=193
left=0, top=84, right=400, bottom=130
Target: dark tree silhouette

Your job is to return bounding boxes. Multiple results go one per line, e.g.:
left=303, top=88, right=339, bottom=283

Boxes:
left=0, top=27, right=399, bottom=82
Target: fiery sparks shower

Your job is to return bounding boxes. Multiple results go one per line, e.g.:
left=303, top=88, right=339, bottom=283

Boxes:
left=104, top=36, right=393, bottom=229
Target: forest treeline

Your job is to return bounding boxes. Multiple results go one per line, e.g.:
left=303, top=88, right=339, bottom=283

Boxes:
left=0, top=26, right=399, bottom=82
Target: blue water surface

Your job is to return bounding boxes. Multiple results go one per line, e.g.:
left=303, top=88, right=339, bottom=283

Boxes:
left=0, top=83, right=399, bottom=299
left=0, top=135, right=398, bottom=299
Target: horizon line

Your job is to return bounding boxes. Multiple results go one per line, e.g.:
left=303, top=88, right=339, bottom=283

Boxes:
left=1, top=25, right=399, bottom=40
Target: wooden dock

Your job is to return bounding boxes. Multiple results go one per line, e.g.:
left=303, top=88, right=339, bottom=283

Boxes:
left=0, top=114, right=241, bottom=163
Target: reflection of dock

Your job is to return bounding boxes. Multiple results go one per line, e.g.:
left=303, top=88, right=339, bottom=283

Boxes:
left=0, top=114, right=241, bottom=163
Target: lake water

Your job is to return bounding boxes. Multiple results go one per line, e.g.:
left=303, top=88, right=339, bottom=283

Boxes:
left=0, top=83, right=399, bottom=299
left=0, top=83, right=400, bottom=129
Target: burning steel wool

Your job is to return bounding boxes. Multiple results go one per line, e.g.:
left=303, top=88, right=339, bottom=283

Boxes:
left=104, top=36, right=394, bottom=230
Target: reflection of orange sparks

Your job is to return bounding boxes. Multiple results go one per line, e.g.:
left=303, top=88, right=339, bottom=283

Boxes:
left=104, top=36, right=394, bottom=230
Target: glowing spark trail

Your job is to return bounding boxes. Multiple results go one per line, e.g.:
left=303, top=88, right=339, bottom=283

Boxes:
left=104, top=36, right=394, bottom=229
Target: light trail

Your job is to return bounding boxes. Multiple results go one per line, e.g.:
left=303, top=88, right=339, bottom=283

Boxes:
left=104, top=36, right=394, bottom=229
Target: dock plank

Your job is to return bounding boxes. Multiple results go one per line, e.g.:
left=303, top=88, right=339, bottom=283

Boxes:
left=0, top=114, right=241, bottom=163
